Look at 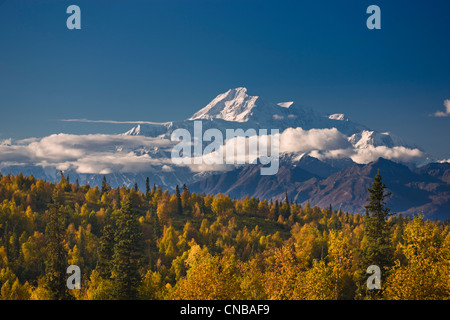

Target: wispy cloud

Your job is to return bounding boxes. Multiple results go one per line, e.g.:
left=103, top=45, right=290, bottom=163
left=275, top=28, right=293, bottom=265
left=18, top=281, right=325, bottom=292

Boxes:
left=60, top=118, right=168, bottom=125
left=430, top=99, right=450, bottom=117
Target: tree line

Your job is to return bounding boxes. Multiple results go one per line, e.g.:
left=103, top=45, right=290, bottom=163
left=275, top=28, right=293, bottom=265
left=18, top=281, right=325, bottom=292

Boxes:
left=0, top=170, right=448, bottom=300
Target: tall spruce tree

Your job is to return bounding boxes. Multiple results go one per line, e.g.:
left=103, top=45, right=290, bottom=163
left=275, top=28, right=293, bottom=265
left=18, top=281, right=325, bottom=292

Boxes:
left=145, top=177, right=150, bottom=196
left=96, top=216, right=115, bottom=279
left=44, top=205, right=70, bottom=300
left=364, top=169, right=393, bottom=266
left=175, top=185, right=183, bottom=215
left=357, top=169, right=394, bottom=299
left=101, top=176, right=110, bottom=195
left=112, top=198, right=144, bottom=299
left=284, top=191, right=291, bottom=218
left=274, top=200, right=279, bottom=220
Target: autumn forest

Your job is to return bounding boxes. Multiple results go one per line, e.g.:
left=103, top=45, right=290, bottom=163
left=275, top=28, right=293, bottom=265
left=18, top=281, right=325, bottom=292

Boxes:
left=0, top=171, right=448, bottom=300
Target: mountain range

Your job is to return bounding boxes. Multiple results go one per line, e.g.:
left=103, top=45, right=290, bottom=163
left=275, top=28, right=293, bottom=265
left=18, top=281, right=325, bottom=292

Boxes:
left=189, top=156, right=450, bottom=220
left=0, top=87, right=448, bottom=220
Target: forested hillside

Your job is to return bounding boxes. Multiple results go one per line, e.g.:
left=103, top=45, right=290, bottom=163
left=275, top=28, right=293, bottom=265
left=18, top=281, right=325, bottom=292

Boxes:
left=0, top=172, right=448, bottom=300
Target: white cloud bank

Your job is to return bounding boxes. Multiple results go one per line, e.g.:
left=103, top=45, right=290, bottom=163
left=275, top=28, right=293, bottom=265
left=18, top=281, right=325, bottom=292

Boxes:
left=309, top=146, right=425, bottom=164
left=183, top=127, right=425, bottom=169
left=276, top=128, right=425, bottom=164
left=0, top=126, right=427, bottom=176
left=0, top=134, right=176, bottom=174
left=279, top=127, right=351, bottom=153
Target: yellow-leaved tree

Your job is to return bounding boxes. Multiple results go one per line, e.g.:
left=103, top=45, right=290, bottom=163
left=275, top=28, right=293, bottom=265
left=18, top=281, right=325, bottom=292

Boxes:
left=171, top=244, right=242, bottom=300
left=327, top=229, right=356, bottom=299
left=384, top=216, right=450, bottom=299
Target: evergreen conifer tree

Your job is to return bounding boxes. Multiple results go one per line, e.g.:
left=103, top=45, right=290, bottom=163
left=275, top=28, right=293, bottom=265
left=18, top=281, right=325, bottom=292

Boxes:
left=44, top=205, right=70, bottom=300
left=274, top=200, right=279, bottom=220
left=145, top=177, right=150, bottom=196
left=112, top=199, right=144, bottom=299
left=357, top=169, right=394, bottom=299
left=175, top=185, right=183, bottom=215
left=284, top=191, right=291, bottom=218
left=101, top=176, right=110, bottom=195
left=96, top=216, right=115, bottom=279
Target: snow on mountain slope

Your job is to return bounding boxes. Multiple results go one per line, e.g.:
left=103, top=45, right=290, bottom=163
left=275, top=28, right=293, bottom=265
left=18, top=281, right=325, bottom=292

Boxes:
left=328, top=114, right=346, bottom=121
left=123, top=122, right=174, bottom=137
left=189, top=87, right=260, bottom=122
left=277, top=101, right=294, bottom=108
left=128, top=87, right=369, bottom=137
left=119, top=87, right=430, bottom=175
left=125, top=87, right=416, bottom=152
left=187, top=87, right=327, bottom=128
left=349, top=130, right=414, bottom=149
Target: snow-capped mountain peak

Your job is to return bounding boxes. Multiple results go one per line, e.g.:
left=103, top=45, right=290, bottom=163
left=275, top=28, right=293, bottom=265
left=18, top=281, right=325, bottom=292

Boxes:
left=125, top=124, right=142, bottom=135
left=328, top=113, right=346, bottom=121
left=348, top=130, right=414, bottom=149
left=188, top=87, right=261, bottom=122
left=277, top=101, right=294, bottom=108
left=127, top=87, right=374, bottom=138
left=187, top=87, right=314, bottom=126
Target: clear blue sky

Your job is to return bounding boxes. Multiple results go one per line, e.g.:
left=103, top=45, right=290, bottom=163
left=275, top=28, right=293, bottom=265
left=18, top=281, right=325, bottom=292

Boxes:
left=0, top=0, right=449, bottom=158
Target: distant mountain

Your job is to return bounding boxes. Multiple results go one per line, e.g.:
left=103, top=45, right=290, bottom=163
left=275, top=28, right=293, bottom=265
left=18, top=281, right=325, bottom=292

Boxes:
left=189, top=158, right=450, bottom=220
left=127, top=87, right=389, bottom=139
left=189, top=160, right=320, bottom=200
left=302, top=158, right=449, bottom=219
left=415, top=162, right=450, bottom=184
left=186, top=87, right=366, bottom=134
left=124, top=87, right=426, bottom=164
left=1, top=87, right=446, bottom=218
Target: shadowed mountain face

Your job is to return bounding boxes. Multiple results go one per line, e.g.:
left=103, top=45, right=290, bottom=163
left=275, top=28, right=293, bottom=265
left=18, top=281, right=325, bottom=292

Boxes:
left=190, top=162, right=320, bottom=200
left=415, top=162, right=450, bottom=184
left=189, top=158, right=450, bottom=220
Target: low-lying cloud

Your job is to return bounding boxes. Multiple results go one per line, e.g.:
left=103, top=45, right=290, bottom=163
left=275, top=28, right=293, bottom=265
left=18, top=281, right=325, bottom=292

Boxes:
left=0, top=133, right=175, bottom=174
left=278, top=127, right=426, bottom=164
left=309, top=145, right=425, bottom=164
left=279, top=127, right=351, bottom=153
left=0, top=126, right=428, bottom=177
